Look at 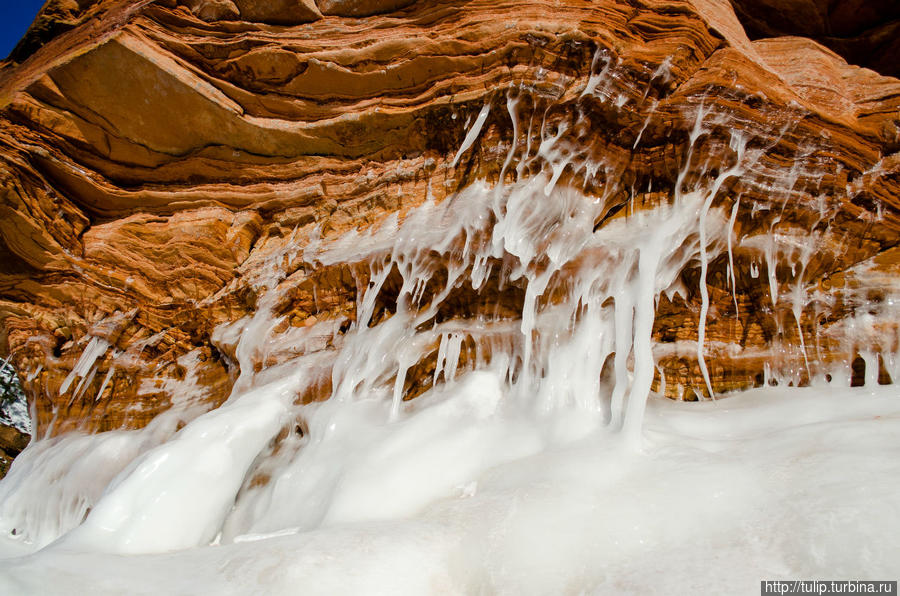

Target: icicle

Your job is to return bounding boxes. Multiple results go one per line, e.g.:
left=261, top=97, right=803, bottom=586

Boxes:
left=500, top=87, right=521, bottom=183
left=450, top=103, right=491, bottom=168
left=59, top=337, right=110, bottom=396
left=727, top=195, right=741, bottom=316
left=860, top=351, right=879, bottom=387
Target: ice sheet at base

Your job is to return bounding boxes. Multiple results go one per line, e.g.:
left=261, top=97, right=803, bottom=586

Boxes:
left=1, top=384, right=898, bottom=595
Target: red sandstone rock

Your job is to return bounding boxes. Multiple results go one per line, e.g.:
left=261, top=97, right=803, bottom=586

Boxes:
left=317, top=0, right=413, bottom=17
left=729, top=0, right=900, bottom=77
left=0, top=0, right=897, bottom=441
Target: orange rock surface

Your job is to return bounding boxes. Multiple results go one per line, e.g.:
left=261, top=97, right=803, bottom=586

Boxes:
left=729, top=0, right=900, bottom=77
left=0, top=0, right=898, bottom=438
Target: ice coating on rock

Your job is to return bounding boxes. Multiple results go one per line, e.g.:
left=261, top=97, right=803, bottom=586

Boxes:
left=0, top=3, right=899, bottom=587
left=58, top=338, right=110, bottom=397
left=2, top=73, right=900, bottom=558
left=60, top=373, right=299, bottom=553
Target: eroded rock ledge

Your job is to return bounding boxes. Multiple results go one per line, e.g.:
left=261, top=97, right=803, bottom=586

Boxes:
left=0, top=0, right=899, bottom=438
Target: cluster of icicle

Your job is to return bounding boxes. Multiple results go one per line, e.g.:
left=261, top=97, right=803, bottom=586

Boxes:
left=0, top=49, right=896, bottom=555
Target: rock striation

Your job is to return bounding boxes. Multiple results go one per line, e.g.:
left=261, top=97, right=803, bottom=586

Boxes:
left=0, top=0, right=898, bottom=441
left=729, top=0, right=900, bottom=78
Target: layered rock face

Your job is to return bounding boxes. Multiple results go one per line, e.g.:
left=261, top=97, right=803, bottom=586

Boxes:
left=0, top=0, right=898, bottom=440
left=730, top=0, right=900, bottom=77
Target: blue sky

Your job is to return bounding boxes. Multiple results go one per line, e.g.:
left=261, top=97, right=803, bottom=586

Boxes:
left=1, top=1, right=48, bottom=60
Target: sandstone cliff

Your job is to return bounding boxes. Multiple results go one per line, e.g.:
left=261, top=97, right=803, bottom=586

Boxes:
left=0, top=0, right=898, bottom=442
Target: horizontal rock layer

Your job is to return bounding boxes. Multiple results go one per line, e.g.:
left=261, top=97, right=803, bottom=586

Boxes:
left=0, top=0, right=898, bottom=438
left=729, top=0, right=900, bottom=77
